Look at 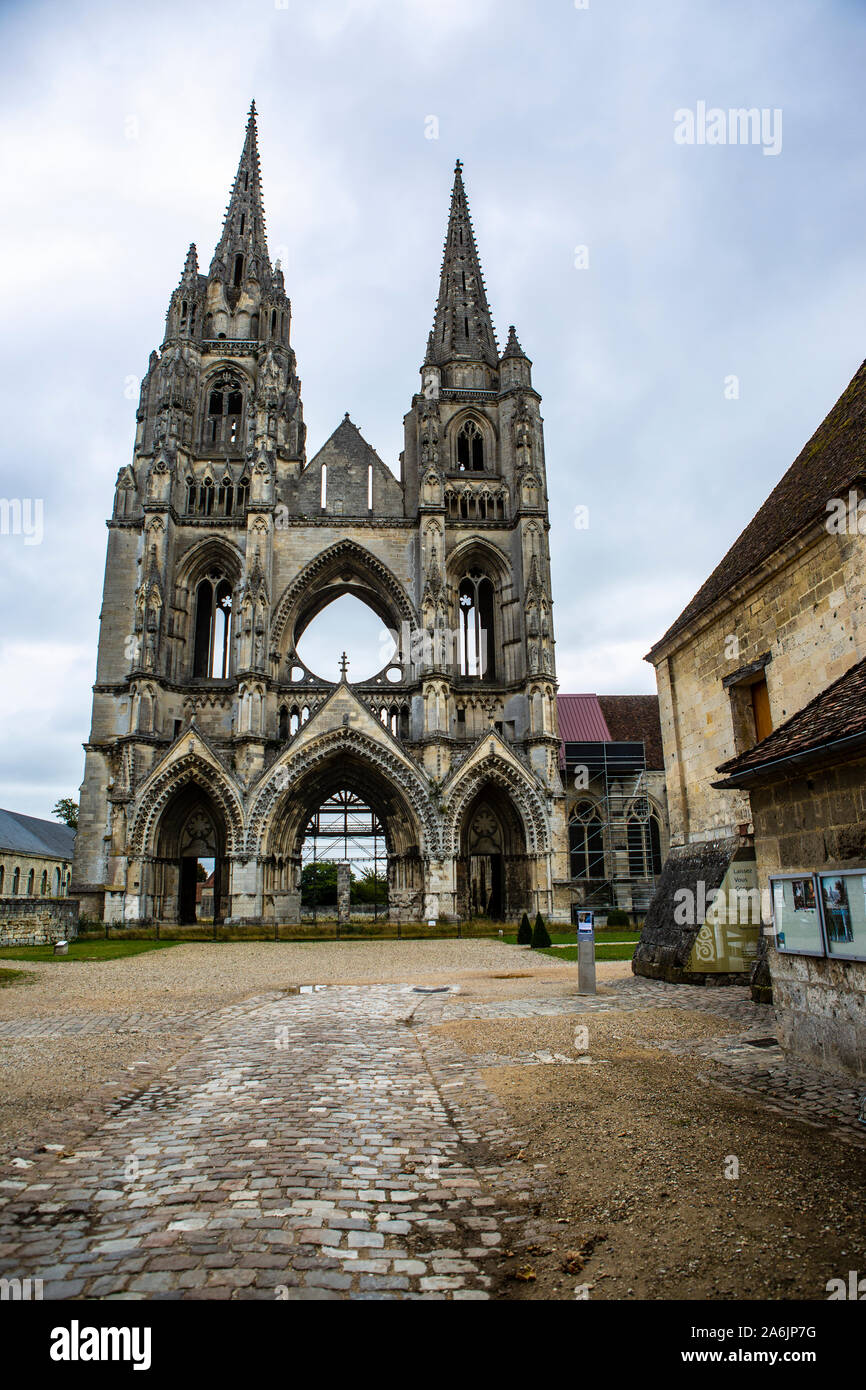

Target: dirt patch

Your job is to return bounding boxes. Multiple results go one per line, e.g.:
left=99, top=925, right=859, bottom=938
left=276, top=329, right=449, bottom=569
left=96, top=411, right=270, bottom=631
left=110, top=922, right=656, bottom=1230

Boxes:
left=0, top=1035, right=188, bottom=1159
left=433, top=1010, right=866, bottom=1300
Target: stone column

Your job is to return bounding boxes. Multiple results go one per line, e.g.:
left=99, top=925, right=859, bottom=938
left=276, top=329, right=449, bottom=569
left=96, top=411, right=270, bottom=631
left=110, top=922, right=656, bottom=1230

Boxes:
left=337, top=862, right=351, bottom=926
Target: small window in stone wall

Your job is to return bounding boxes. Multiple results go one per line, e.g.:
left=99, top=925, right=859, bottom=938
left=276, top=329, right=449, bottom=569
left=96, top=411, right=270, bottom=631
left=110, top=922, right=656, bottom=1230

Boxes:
left=727, top=669, right=773, bottom=754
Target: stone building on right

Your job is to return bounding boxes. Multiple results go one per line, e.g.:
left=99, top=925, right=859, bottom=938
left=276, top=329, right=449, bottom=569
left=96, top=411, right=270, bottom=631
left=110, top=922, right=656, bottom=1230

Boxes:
left=636, top=356, right=866, bottom=1078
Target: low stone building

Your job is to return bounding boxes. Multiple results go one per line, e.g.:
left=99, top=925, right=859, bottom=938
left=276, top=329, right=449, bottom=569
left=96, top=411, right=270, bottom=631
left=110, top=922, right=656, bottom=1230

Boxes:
left=0, top=809, right=77, bottom=945
left=714, top=657, right=866, bottom=1076
left=557, top=693, right=668, bottom=921
left=636, top=351, right=866, bottom=1073
left=0, top=809, right=75, bottom=902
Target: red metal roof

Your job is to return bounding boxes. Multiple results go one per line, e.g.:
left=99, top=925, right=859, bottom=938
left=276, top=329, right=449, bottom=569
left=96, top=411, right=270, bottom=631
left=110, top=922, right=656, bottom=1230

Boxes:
left=556, top=694, right=612, bottom=743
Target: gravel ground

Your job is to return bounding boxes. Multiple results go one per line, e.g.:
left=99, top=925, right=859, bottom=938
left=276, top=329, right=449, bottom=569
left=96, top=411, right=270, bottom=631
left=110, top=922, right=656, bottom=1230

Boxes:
left=0, top=941, right=623, bottom=1158
left=430, top=1009, right=866, bottom=1300
left=0, top=940, right=628, bottom=1018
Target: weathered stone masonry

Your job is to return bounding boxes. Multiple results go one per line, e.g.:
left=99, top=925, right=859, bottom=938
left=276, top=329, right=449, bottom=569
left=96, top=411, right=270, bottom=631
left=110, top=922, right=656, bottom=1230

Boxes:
left=71, top=108, right=569, bottom=926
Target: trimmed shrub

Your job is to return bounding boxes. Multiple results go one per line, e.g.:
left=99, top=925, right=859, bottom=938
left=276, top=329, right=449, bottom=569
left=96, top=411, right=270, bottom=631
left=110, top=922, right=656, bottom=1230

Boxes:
left=531, top=912, right=552, bottom=949
left=517, top=912, right=533, bottom=945
left=606, top=908, right=631, bottom=928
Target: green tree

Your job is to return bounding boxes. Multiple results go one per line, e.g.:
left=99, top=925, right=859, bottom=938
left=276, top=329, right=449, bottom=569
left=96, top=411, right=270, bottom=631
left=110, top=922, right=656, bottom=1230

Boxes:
left=531, top=911, right=552, bottom=949
left=52, top=798, right=78, bottom=831
left=300, top=861, right=339, bottom=906
left=351, top=870, right=388, bottom=905
left=517, top=912, right=533, bottom=945
left=606, top=908, right=631, bottom=927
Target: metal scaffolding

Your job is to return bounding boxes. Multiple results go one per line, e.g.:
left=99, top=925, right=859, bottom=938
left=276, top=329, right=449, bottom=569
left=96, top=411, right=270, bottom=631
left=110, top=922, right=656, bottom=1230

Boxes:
left=301, top=789, right=387, bottom=921
left=562, top=740, right=660, bottom=917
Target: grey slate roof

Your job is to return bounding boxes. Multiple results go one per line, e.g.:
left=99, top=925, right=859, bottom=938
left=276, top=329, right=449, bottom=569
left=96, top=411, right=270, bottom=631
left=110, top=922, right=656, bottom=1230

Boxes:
left=0, top=809, right=76, bottom=858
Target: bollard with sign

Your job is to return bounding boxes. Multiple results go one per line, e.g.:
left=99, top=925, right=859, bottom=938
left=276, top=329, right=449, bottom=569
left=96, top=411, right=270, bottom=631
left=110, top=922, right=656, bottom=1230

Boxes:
left=576, top=911, right=596, bottom=995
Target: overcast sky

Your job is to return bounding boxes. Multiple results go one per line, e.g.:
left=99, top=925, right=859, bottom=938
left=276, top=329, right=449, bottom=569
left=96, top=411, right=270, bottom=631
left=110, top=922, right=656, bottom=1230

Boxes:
left=1, top=0, right=865, bottom=819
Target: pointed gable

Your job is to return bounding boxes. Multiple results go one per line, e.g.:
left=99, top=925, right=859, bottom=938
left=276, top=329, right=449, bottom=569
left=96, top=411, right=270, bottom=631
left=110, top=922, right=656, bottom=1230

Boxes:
left=296, top=414, right=404, bottom=517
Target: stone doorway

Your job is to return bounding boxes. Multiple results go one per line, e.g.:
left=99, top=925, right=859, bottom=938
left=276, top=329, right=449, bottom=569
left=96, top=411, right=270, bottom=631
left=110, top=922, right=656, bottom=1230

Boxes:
left=153, top=785, right=227, bottom=924
left=457, top=784, right=530, bottom=920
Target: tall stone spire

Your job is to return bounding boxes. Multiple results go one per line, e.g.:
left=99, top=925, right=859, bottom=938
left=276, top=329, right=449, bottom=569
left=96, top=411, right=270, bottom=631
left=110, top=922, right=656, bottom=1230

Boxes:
left=209, top=101, right=271, bottom=288
left=426, top=161, right=499, bottom=368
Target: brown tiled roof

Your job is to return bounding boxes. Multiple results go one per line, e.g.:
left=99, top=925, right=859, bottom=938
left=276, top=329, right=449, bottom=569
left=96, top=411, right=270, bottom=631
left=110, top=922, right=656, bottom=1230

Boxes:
left=715, top=657, right=866, bottom=784
left=597, top=695, right=664, bottom=769
left=649, top=358, right=866, bottom=657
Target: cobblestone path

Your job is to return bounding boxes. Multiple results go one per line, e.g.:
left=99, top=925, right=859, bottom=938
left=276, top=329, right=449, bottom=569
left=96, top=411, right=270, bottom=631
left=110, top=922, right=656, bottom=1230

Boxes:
left=0, top=986, right=543, bottom=1301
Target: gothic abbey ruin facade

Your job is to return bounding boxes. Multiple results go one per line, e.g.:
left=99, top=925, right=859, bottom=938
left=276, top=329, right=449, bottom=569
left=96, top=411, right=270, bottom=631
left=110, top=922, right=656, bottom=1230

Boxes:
left=71, top=106, right=570, bottom=926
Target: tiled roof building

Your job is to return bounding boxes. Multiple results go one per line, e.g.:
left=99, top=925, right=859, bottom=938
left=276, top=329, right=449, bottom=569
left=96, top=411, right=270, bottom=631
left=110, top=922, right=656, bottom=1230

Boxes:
left=639, top=352, right=866, bottom=1077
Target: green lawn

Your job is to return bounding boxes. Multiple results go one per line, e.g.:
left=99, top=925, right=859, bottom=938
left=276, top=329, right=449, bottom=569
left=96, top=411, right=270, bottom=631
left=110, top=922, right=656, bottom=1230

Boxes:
left=504, top=931, right=640, bottom=946
left=0, top=939, right=181, bottom=964
left=537, top=942, right=637, bottom=962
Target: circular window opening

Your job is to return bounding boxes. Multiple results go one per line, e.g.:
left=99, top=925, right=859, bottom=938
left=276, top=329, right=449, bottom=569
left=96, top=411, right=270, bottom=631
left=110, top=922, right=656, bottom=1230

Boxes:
left=296, top=595, right=395, bottom=684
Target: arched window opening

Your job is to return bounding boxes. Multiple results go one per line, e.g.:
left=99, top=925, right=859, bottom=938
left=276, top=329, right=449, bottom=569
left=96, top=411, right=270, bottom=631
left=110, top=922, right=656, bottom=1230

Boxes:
left=26, top=868, right=34, bottom=896
left=12, top=867, right=20, bottom=895
left=278, top=705, right=289, bottom=740
left=233, top=253, right=244, bottom=287
left=649, top=815, right=662, bottom=875
left=368, top=464, right=373, bottom=511
left=40, top=870, right=48, bottom=896
left=457, top=419, right=484, bottom=472
left=205, top=375, right=244, bottom=449
left=239, top=213, right=246, bottom=235
left=458, top=569, right=496, bottom=679
left=0, top=866, right=4, bottom=893
left=216, top=477, right=234, bottom=515
left=627, top=800, right=662, bottom=878
left=193, top=573, right=233, bottom=679
left=569, top=801, right=605, bottom=879
left=296, top=594, right=397, bottom=684
left=53, top=867, right=61, bottom=896
left=270, top=309, right=277, bottom=336
left=250, top=314, right=259, bottom=340
left=202, top=478, right=214, bottom=515
left=320, top=465, right=327, bottom=510
left=290, top=708, right=300, bottom=736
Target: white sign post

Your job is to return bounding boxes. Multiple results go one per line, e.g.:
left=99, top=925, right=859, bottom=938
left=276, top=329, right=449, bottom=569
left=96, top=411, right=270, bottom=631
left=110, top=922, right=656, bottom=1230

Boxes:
left=576, top=911, right=596, bottom=995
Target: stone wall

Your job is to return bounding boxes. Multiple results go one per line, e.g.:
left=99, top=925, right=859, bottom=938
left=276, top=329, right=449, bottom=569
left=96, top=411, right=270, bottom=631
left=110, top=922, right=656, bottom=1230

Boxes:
left=633, top=837, right=744, bottom=984
left=770, top=950, right=866, bottom=1077
left=652, top=521, right=866, bottom=848
left=748, top=757, right=866, bottom=1077
left=0, top=851, right=73, bottom=900
left=0, top=898, right=79, bottom=946
left=748, top=760, right=866, bottom=878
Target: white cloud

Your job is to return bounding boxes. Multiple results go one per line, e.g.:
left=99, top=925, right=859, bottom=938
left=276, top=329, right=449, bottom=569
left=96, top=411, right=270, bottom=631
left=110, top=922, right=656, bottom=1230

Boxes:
left=1, top=0, right=865, bottom=813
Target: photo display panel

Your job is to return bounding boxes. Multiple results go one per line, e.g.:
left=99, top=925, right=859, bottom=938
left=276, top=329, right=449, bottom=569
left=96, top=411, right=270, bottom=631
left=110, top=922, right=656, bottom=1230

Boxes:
left=818, top=872, right=866, bottom=960
left=771, top=875, right=823, bottom=954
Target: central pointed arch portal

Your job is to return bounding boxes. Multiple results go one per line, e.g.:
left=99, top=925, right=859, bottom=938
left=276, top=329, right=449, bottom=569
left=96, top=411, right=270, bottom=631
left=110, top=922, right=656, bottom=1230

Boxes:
left=260, top=749, right=427, bottom=921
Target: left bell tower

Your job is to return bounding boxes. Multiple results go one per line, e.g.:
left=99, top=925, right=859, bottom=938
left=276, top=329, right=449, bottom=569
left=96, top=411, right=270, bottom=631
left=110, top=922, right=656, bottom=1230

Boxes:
left=72, top=104, right=305, bottom=922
